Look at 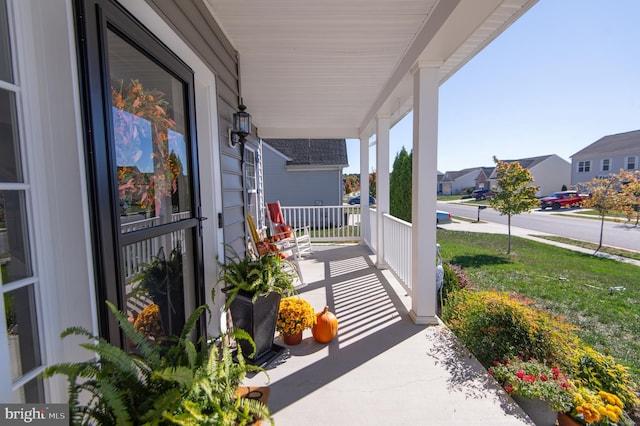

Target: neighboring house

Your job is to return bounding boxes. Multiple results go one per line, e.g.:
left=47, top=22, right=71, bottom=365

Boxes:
left=475, top=167, right=494, bottom=191
left=440, top=167, right=487, bottom=195
left=489, top=155, right=571, bottom=197
left=262, top=139, right=348, bottom=207
left=570, top=130, right=640, bottom=186
left=437, top=171, right=444, bottom=195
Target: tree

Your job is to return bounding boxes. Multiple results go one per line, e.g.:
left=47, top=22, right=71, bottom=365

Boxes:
left=488, top=157, right=539, bottom=254
left=390, top=147, right=412, bottom=222
left=344, top=179, right=353, bottom=195
left=342, top=173, right=360, bottom=196
left=369, top=169, right=377, bottom=199
left=581, top=174, right=622, bottom=253
left=616, top=169, right=640, bottom=227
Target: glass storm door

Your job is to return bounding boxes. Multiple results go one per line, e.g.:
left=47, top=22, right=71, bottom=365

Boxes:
left=77, top=0, right=205, bottom=345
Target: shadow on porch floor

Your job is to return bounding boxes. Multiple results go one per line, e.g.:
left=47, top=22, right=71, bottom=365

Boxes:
left=243, top=244, right=534, bottom=425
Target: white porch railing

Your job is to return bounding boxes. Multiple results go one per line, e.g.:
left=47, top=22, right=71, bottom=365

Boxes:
left=369, top=207, right=377, bottom=249
left=120, top=211, right=191, bottom=281
left=279, top=205, right=413, bottom=291
left=280, top=205, right=361, bottom=242
left=382, top=214, right=412, bottom=292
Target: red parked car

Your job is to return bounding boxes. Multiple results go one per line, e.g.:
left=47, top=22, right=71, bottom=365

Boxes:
left=539, top=190, right=588, bottom=210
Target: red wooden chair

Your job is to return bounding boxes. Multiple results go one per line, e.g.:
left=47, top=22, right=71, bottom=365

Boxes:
left=266, top=201, right=312, bottom=259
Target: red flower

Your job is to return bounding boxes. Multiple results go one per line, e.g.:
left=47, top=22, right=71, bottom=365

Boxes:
left=539, top=375, right=548, bottom=382
left=516, top=370, right=526, bottom=379
left=488, top=370, right=494, bottom=376
left=504, top=383, right=514, bottom=394
left=524, top=375, right=536, bottom=383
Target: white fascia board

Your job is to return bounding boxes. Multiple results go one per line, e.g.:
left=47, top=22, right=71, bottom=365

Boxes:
left=285, top=165, right=345, bottom=172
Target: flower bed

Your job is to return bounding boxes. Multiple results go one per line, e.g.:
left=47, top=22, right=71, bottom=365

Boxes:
left=441, top=289, right=639, bottom=424
left=489, top=357, right=572, bottom=412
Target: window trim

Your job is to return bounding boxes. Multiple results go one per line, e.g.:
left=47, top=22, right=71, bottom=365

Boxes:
left=577, top=160, right=591, bottom=173
left=0, top=0, right=47, bottom=402
left=601, top=158, right=610, bottom=172
left=626, top=156, right=637, bottom=170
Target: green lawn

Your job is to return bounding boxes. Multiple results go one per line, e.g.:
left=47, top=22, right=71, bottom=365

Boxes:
left=533, top=235, right=640, bottom=261
left=436, top=229, right=640, bottom=381
left=437, top=195, right=467, bottom=202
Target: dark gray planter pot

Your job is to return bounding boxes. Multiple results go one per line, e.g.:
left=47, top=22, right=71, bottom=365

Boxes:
left=227, top=291, right=284, bottom=365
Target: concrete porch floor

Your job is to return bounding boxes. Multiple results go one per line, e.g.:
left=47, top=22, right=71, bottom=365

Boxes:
left=243, top=244, right=535, bottom=426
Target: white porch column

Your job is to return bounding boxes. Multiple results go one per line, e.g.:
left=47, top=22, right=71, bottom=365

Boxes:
left=409, top=63, right=440, bottom=325
left=359, top=136, right=371, bottom=246
left=375, top=114, right=390, bottom=269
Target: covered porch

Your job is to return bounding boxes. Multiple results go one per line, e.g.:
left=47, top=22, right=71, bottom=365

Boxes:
left=209, top=0, right=540, bottom=325
left=243, top=244, right=533, bottom=425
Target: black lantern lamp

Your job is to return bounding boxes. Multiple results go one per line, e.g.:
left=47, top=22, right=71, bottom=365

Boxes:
left=228, top=102, right=251, bottom=148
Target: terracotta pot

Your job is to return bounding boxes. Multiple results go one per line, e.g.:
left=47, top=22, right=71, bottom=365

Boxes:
left=282, top=331, right=303, bottom=345
left=557, top=413, right=581, bottom=426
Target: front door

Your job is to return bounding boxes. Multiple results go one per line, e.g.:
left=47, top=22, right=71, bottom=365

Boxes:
left=76, top=0, right=204, bottom=345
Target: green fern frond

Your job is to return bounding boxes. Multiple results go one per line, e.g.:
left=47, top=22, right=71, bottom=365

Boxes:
left=138, top=388, right=183, bottom=424
left=179, top=304, right=209, bottom=343
left=105, top=301, right=159, bottom=365
left=81, top=341, right=141, bottom=380
left=153, top=366, right=195, bottom=387
left=94, top=380, right=132, bottom=425
left=60, top=325, right=96, bottom=340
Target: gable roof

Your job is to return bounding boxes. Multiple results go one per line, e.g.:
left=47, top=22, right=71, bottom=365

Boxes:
left=571, top=130, right=640, bottom=158
left=499, top=155, right=553, bottom=169
left=264, top=139, right=348, bottom=167
left=478, top=167, right=495, bottom=177
left=442, top=167, right=484, bottom=181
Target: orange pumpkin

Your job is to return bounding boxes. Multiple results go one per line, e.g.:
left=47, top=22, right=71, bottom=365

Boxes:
left=312, top=306, right=338, bottom=343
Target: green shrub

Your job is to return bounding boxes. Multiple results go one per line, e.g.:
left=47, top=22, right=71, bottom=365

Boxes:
left=441, top=290, right=578, bottom=368
left=439, top=263, right=472, bottom=306
left=569, top=345, right=640, bottom=411
left=441, top=263, right=458, bottom=299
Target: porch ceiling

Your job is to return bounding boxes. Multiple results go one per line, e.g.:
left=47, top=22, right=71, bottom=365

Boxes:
left=206, top=0, right=538, bottom=139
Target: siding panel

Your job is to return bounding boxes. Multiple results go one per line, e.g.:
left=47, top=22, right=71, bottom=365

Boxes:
left=147, top=0, right=247, bottom=254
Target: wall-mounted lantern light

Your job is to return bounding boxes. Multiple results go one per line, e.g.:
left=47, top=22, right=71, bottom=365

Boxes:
left=228, top=102, right=251, bottom=148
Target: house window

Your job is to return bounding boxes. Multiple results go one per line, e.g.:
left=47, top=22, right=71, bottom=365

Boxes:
left=0, top=0, right=45, bottom=402
left=601, top=159, right=610, bottom=172
left=244, top=146, right=259, bottom=226
left=578, top=161, right=591, bottom=173
left=627, top=156, right=636, bottom=170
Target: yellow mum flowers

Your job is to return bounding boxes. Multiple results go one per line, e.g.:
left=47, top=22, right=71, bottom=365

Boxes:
left=276, top=297, right=316, bottom=336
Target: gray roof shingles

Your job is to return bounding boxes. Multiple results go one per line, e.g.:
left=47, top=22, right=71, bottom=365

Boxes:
left=571, top=130, right=640, bottom=158
left=264, top=139, right=348, bottom=167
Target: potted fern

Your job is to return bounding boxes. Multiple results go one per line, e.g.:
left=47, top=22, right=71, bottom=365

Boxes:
left=216, top=245, right=297, bottom=364
left=43, top=301, right=272, bottom=425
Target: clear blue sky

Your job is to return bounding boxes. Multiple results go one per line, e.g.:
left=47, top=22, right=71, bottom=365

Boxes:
left=344, top=0, right=640, bottom=174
